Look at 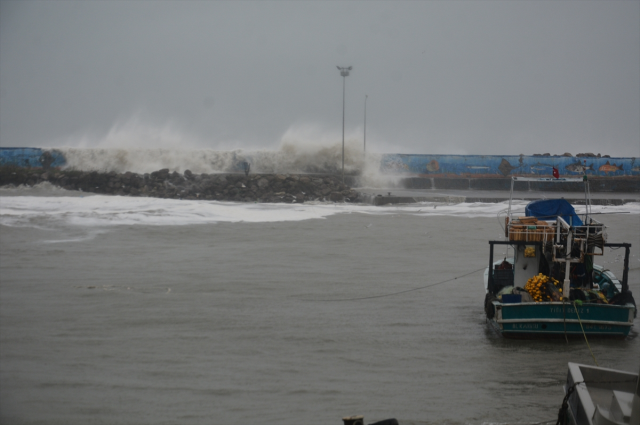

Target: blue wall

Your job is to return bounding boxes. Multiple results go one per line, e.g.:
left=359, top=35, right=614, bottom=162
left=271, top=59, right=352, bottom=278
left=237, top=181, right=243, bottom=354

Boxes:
left=0, top=148, right=66, bottom=169
left=1, top=148, right=638, bottom=178
left=380, top=154, right=639, bottom=178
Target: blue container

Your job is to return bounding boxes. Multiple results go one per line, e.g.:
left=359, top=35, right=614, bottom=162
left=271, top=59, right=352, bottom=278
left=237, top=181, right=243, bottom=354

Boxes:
left=502, top=294, right=522, bottom=304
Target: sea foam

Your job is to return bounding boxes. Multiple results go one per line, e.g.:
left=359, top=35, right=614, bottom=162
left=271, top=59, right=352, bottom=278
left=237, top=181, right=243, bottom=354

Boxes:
left=1, top=191, right=638, bottom=229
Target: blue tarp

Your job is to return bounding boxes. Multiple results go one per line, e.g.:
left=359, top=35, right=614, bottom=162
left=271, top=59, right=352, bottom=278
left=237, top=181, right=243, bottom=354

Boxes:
left=525, top=199, right=583, bottom=226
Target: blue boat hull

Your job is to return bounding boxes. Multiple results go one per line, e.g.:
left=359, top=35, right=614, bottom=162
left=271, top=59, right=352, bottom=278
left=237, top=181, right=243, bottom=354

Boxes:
left=489, top=301, right=634, bottom=339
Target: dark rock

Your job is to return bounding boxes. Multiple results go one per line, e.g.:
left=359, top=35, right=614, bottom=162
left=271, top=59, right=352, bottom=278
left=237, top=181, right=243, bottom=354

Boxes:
left=0, top=167, right=364, bottom=203
left=151, top=169, right=170, bottom=179
left=329, top=192, right=344, bottom=202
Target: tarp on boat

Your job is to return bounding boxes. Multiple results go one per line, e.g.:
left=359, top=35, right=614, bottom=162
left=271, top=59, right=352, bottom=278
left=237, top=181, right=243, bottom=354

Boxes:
left=525, top=199, right=583, bottom=226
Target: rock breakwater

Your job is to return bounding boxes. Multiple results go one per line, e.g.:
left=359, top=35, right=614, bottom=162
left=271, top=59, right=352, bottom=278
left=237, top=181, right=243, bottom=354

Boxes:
left=0, top=167, right=361, bottom=203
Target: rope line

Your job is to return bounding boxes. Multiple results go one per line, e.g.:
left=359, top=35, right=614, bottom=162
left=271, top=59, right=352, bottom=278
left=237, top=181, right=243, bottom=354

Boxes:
left=556, top=381, right=581, bottom=425
left=573, top=302, right=598, bottom=366
left=311, top=266, right=486, bottom=302
left=563, top=300, right=568, bottom=344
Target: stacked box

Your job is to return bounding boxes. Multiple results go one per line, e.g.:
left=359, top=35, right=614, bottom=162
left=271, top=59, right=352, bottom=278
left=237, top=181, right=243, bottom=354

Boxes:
left=508, top=218, right=556, bottom=242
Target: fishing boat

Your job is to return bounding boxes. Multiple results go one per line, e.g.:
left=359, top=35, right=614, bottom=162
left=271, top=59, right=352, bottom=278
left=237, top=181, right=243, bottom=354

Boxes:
left=558, top=362, right=639, bottom=425
left=483, top=177, right=636, bottom=338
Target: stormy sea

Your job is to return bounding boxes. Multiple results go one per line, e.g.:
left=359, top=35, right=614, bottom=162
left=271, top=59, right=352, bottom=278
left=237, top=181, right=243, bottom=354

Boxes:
left=1, top=147, right=639, bottom=425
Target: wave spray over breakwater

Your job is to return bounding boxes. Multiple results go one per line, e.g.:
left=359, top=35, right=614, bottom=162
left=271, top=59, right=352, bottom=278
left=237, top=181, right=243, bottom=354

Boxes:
left=51, top=120, right=392, bottom=187
left=58, top=146, right=400, bottom=190
left=0, top=122, right=404, bottom=202
left=60, top=143, right=375, bottom=175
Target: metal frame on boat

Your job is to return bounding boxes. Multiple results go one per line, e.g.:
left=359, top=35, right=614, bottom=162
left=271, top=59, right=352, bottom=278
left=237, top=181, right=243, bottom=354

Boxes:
left=484, top=176, right=636, bottom=339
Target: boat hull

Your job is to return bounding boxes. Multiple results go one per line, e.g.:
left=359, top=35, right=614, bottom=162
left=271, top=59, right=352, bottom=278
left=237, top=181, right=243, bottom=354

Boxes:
left=563, top=362, right=640, bottom=425
left=488, top=301, right=634, bottom=339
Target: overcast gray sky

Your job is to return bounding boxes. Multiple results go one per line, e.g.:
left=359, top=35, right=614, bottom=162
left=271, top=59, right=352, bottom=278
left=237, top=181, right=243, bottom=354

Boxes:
left=1, top=0, right=639, bottom=156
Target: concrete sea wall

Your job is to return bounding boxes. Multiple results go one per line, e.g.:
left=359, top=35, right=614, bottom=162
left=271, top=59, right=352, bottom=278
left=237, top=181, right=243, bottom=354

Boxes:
left=394, top=176, right=640, bottom=193
left=380, top=153, right=639, bottom=178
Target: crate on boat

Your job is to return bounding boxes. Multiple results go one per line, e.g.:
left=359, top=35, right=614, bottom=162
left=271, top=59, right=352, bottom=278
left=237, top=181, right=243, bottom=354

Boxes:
left=517, top=216, right=538, bottom=225
left=508, top=224, right=554, bottom=242
left=501, top=294, right=522, bottom=304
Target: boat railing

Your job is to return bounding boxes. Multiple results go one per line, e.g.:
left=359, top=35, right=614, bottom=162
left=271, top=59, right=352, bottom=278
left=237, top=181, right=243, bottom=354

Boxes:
left=554, top=217, right=607, bottom=257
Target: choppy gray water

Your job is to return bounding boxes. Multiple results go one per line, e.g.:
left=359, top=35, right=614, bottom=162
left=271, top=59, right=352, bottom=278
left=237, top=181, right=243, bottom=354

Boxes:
left=1, top=188, right=638, bottom=425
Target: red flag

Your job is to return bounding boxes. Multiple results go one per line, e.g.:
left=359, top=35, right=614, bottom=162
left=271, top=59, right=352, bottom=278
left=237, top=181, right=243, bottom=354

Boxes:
left=552, top=167, right=559, bottom=179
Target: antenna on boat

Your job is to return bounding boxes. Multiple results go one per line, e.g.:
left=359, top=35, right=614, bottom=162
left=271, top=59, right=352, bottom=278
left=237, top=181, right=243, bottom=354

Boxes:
left=508, top=177, right=515, bottom=218
left=583, top=159, right=592, bottom=223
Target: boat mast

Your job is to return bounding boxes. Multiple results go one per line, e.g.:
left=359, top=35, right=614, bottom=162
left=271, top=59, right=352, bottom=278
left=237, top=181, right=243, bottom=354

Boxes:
left=583, top=161, right=592, bottom=223
left=508, top=177, right=515, bottom=218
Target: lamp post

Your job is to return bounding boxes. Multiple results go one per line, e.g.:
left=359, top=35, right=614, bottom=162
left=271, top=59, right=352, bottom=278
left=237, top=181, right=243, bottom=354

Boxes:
left=337, top=66, right=351, bottom=183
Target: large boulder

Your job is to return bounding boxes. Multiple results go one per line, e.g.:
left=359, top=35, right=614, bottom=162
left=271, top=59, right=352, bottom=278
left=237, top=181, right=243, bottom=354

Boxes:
left=329, top=192, right=344, bottom=202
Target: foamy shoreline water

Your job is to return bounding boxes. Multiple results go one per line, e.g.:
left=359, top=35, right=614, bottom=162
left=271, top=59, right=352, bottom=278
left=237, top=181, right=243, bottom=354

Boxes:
left=2, top=185, right=638, bottom=229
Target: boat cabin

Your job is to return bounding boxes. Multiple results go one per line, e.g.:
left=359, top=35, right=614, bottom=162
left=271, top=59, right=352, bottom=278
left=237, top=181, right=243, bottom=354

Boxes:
left=486, top=178, right=631, bottom=300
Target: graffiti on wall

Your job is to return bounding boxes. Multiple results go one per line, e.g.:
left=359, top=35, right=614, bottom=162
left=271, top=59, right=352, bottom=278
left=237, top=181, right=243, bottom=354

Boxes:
left=0, top=148, right=66, bottom=170
left=0, top=148, right=637, bottom=179
left=380, top=154, right=639, bottom=178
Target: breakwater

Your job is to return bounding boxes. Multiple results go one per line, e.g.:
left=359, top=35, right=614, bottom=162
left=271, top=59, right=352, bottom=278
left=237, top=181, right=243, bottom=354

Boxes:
left=1, top=148, right=638, bottom=198
left=0, top=167, right=360, bottom=203
left=395, top=176, right=640, bottom=193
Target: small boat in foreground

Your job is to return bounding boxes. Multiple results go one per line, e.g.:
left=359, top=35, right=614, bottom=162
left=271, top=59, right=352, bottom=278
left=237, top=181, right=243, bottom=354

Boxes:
left=559, top=362, right=639, bottom=425
left=484, top=177, right=636, bottom=339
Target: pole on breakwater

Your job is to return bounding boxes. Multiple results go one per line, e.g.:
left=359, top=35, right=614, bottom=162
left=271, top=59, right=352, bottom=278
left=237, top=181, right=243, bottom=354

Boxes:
left=337, top=66, right=351, bottom=184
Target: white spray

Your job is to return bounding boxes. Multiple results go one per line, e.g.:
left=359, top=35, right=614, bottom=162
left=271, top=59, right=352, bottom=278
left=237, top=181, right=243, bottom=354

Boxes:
left=54, top=119, right=402, bottom=187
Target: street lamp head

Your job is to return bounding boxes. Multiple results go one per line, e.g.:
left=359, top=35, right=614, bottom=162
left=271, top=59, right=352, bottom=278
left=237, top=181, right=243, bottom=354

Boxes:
left=337, top=66, right=352, bottom=77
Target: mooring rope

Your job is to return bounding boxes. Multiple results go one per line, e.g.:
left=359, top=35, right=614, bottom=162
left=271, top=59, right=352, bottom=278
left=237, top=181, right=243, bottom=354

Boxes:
left=563, top=300, right=568, bottom=344
left=556, top=381, right=582, bottom=425
left=573, top=301, right=598, bottom=366
left=312, top=266, right=486, bottom=302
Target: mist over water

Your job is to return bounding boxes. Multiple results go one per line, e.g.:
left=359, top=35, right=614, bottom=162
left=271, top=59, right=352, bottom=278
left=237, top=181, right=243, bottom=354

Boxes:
left=50, top=119, right=399, bottom=186
left=59, top=143, right=389, bottom=183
